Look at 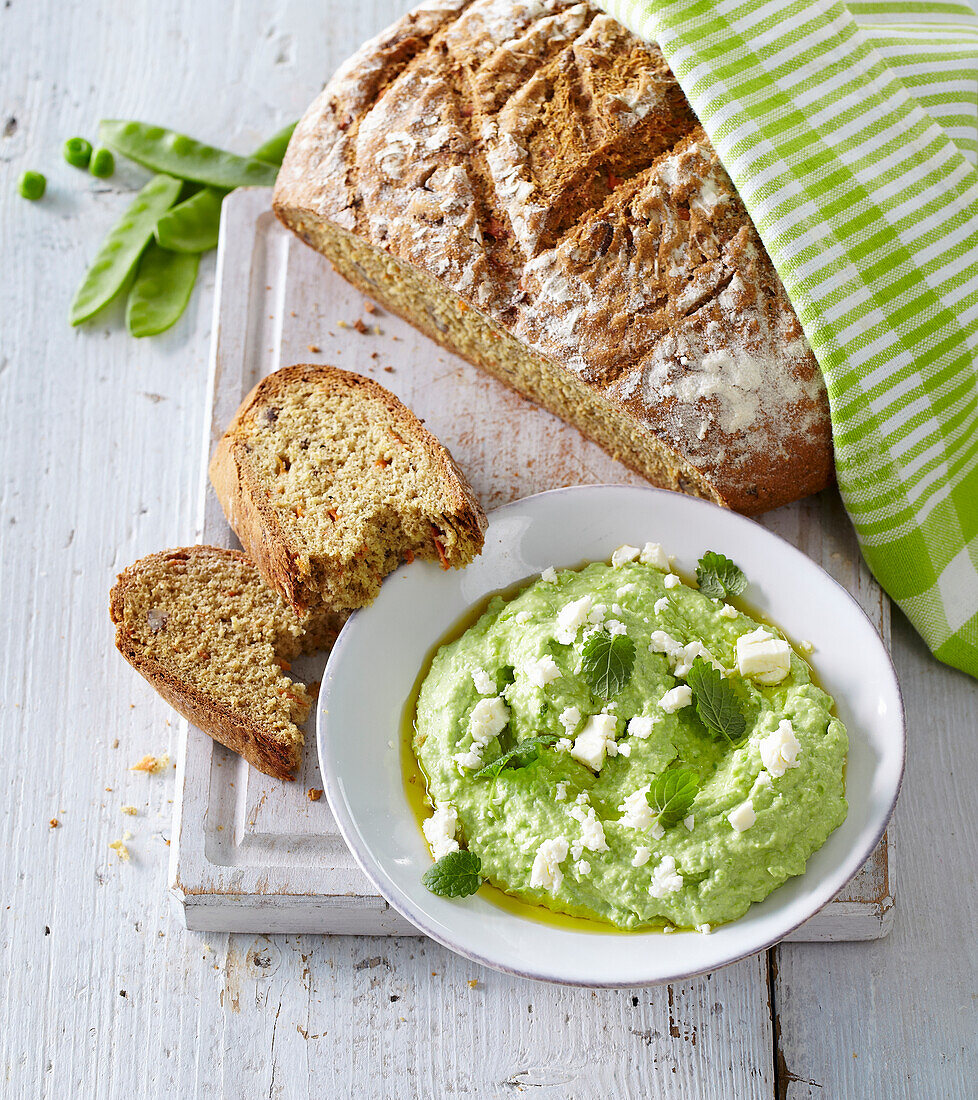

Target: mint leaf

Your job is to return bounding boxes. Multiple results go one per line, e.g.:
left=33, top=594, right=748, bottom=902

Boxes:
left=422, top=850, right=482, bottom=897
left=686, top=656, right=746, bottom=743
left=696, top=551, right=747, bottom=600
left=473, top=734, right=560, bottom=781
left=646, top=768, right=699, bottom=828
left=580, top=632, right=636, bottom=698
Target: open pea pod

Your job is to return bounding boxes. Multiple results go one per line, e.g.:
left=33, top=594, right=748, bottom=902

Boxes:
left=99, top=120, right=278, bottom=190
left=152, top=121, right=299, bottom=254
left=125, top=241, right=200, bottom=337
left=69, top=173, right=182, bottom=326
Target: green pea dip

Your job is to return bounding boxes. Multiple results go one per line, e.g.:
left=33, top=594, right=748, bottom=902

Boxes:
left=413, top=551, right=848, bottom=931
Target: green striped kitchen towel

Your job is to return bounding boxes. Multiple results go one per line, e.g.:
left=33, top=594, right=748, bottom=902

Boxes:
left=599, top=0, right=978, bottom=678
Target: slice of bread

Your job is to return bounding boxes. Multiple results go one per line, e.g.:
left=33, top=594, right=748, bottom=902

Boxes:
left=209, top=364, right=488, bottom=613
left=110, top=546, right=342, bottom=780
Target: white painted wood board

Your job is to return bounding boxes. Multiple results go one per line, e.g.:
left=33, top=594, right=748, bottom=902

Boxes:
left=171, top=187, right=895, bottom=940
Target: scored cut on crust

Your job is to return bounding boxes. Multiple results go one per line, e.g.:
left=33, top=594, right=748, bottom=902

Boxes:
left=209, top=363, right=488, bottom=613
left=110, top=545, right=342, bottom=780
left=273, top=0, right=833, bottom=514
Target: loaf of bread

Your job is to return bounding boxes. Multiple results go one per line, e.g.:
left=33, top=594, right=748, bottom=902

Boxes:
left=209, top=364, right=487, bottom=612
left=273, top=0, right=833, bottom=514
left=110, top=546, right=341, bottom=780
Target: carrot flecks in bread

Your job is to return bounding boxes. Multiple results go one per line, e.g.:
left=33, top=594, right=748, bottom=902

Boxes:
left=272, top=0, right=833, bottom=514
left=208, top=364, right=487, bottom=613
left=110, top=546, right=343, bottom=781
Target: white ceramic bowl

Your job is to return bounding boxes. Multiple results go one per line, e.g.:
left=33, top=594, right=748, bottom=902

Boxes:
left=318, top=485, right=904, bottom=986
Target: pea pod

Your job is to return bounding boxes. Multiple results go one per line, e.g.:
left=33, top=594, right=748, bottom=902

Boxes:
left=251, top=120, right=298, bottom=167
left=69, top=173, right=182, bottom=326
left=125, top=241, right=200, bottom=337
left=99, top=120, right=278, bottom=190
left=154, top=186, right=226, bottom=253
left=153, top=122, right=299, bottom=254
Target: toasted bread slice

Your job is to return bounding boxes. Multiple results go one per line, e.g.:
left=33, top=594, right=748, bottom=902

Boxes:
left=209, top=364, right=487, bottom=612
left=110, top=546, right=342, bottom=780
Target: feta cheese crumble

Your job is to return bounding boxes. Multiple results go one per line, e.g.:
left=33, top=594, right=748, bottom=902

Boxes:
left=471, top=667, right=494, bottom=695
left=649, top=630, right=684, bottom=663
left=515, top=610, right=532, bottom=625
left=736, top=628, right=792, bottom=684
left=632, top=846, right=651, bottom=867
left=611, top=544, right=641, bottom=567
left=627, top=715, right=656, bottom=739
left=569, top=803, right=609, bottom=852
left=555, top=781, right=568, bottom=801
left=640, top=542, right=669, bottom=570
left=663, top=573, right=681, bottom=589
left=570, top=713, right=618, bottom=772
left=530, top=837, right=569, bottom=891
left=454, top=696, right=509, bottom=771
left=576, top=860, right=591, bottom=876
left=654, top=597, right=670, bottom=614
left=673, top=640, right=724, bottom=679
left=522, top=654, right=560, bottom=688
left=555, top=595, right=594, bottom=643
left=659, top=685, right=693, bottom=713
left=683, top=815, right=695, bottom=831
left=619, top=787, right=653, bottom=830
left=759, top=720, right=802, bottom=778
left=719, top=603, right=738, bottom=619
left=648, top=856, right=684, bottom=898
left=605, top=618, right=627, bottom=636
left=727, top=800, right=756, bottom=832
left=559, top=705, right=581, bottom=738
left=541, top=566, right=558, bottom=583
left=422, top=802, right=459, bottom=860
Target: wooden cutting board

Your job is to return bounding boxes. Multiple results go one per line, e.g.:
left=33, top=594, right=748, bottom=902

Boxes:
left=169, top=188, right=894, bottom=940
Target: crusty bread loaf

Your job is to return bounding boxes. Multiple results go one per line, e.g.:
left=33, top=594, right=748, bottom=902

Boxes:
left=209, top=364, right=487, bottom=613
left=110, top=546, right=342, bottom=780
left=273, top=0, right=833, bottom=514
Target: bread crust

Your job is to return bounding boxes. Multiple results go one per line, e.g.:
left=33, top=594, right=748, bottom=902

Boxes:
left=273, top=0, right=834, bottom=514
left=209, top=364, right=488, bottom=612
left=110, top=546, right=310, bottom=781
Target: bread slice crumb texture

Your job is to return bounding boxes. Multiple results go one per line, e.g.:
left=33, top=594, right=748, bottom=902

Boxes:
left=110, top=546, right=335, bottom=780
left=210, top=364, right=487, bottom=612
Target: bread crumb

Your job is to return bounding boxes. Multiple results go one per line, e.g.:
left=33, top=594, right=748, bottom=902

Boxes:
left=112, top=739, right=119, bottom=749
left=307, top=788, right=323, bottom=802
left=109, top=839, right=131, bottom=862
left=383, top=365, right=394, bottom=373
left=307, top=344, right=321, bottom=354
left=336, top=320, right=348, bottom=328
left=131, top=753, right=170, bottom=774
left=49, top=818, right=59, bottom=829
left=121, top=805, right=138, bottom=816
left=353, top=318, right=368, bottom=334
left=467, top=978, right=479, bottom=989
left=364, top=301, right=376, bottom=314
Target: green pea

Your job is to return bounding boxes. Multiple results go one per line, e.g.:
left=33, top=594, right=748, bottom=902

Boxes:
left=252, top=120, right=298, bottom=167
left=69, top=173, right=182, bottom=326
left=64, top=137, right=93, bottom=169
left=154, top=186, right=226, bottom=253
left=90, top=147, right=115, bottom=177
left=99, top=119, right=278, bottom=190
left=18, top=171, right=46, bottom=200
left=125, top=241, right=199, bottom=337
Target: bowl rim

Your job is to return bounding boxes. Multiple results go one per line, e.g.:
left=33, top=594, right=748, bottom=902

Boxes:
left=318, top=484, right=906, bottom=986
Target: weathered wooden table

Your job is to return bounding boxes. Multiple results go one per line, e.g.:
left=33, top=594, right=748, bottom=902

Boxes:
left=1, top=2, right=975, bottom=1096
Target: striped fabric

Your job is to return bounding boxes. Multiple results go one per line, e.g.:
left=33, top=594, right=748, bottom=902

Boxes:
left=599, top=0, right=978, bottom=678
